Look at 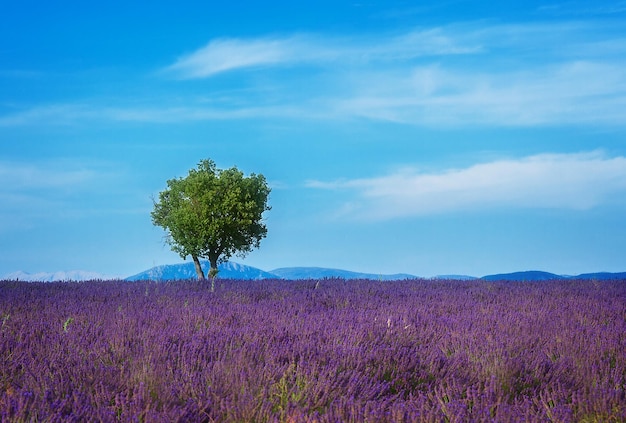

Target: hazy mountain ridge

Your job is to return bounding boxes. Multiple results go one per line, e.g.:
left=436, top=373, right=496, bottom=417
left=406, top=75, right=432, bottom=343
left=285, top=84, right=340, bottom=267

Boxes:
left=2, top=270, right=112, bottom=282
left=4, top=263, right=626, bottom=282
left=575, top=271, right=626, bottom=280
left=481, top=271, right=564, bottom=281
left=480, top=270, right=626, bottom=281
left=433, top=274, right=479, bottom=281
left=125, top=263, right=626, bottom=281
left=270, top=267, right=417, bottom=281
left=125, top=260, right=277, bottom=281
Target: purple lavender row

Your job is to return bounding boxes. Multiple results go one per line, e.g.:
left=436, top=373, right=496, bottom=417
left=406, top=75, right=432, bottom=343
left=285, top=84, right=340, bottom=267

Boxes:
left=1, top=278, right=624, bottom=422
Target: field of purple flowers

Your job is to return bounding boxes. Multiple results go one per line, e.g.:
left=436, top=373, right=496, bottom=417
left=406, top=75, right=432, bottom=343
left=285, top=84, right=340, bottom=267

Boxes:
left=1, top=278, right=625, bottom=422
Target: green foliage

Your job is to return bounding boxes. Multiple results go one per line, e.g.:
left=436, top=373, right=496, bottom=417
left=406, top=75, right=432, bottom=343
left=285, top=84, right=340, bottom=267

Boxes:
left=270, top=362, right=310, bottom=420
left=63, top=317, right=74, bottom=333
left=151, top=159, right=271, bottom=279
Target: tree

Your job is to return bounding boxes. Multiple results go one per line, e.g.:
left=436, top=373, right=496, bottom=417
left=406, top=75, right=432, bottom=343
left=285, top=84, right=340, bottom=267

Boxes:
left=151, top=159, right=271, bottom=285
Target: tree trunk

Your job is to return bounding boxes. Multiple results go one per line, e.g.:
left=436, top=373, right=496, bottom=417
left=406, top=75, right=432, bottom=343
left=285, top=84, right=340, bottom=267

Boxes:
left=192, top=255, right=205, bottom=280
left=208, top=256, right=219, bottom=292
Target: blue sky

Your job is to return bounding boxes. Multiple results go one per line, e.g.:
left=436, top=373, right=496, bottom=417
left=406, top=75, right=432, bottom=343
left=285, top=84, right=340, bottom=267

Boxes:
left=1, top=0, right=626, bottom=278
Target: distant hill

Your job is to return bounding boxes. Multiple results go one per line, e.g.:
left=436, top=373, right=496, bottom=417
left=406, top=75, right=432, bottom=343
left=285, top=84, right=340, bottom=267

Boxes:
left=6, top=263, right=624, bottom=283
left=432, top=274, right=479, bottom=281
left=481, top=271, right=565, bottom=281
left=270, top=267, right=418, bottom=280
left=2, top=270, right=112, bottom=282
left=480, top=270, right=626, bottom=281
left=126, top=261, right=278, bottom=281
left=574, top=272, right=626, bottom=280
left=126, top=262, right=419, bottom=281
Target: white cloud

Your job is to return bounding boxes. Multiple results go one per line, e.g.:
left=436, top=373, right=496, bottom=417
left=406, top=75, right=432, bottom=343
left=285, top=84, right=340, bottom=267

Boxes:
left=307, top=152, right=626, bottom=220
left=0, top=160, right=127, bottom=224
left=156, top=22, right=626, bottom=126
left=3, top=58, right=626, bottom=127
left=164, top=36, right=312, bottom=78
left=0, top=102, right=320, bottom=127
left=387, top=27, right=483, bottom=57
left=0, top=160, right=97, bottom=190
left=3, top=22, right=625, bottom=128
left=163, top=29, right=480, bottom=79
left=330, top=61, right=626, bottom=126
left=0, top=104, right=96, bottom=127
left=162, top=22, right=615, bottom=80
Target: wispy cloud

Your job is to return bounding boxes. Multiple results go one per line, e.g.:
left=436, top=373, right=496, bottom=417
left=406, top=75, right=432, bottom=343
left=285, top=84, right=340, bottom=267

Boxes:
left=158, top=21, right=626, bottom=125
left=163, top=29, right=480, bottom=79
left=3, top=58, right=626, bottom=127
left=3, top=22, right=625, bottom=128
left=307, top=151, right=626, bottom=220
left=163, top=22, right=617, bottom=79
left=164, top=36, right=315, bottom=78
left=0, top=160, right=97, bottom=190
left=0, top=103, right=316, bottom=127
left=331, top=61, right=626, bottom=125
left=0, top=104, right=94, bottom=126
left=0, top=161, right=94, bottom=229
left=0, top=160, right=129, bottom=225
left=538, top=1, right=626, bottom=17
left=6, top=57, right=626, bottom=127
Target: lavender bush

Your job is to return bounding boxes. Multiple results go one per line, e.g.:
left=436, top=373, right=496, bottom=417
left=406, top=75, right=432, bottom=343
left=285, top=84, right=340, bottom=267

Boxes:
left=1, top=278, right=624, bottom=422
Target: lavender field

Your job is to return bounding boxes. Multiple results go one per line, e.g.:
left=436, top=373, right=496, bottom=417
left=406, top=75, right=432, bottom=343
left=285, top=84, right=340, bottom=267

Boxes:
left=1, top=278, right=624, bottom=422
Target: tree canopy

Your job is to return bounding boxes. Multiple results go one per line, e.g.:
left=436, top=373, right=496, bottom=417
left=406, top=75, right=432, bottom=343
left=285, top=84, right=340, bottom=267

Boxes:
left=151, top=159, right=271, bottom=282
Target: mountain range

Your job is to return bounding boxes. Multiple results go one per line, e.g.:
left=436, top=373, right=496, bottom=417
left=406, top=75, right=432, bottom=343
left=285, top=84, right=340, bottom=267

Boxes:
left=126, top=262, right=626, bottom=282
left=125, top=261, right=277, bottom=281
left=482, top=270, right=626, bottom=281
left=3, top=262, right=626, bottom=282
left=2, top=270, right=113, bottom=282
left=125, top=261, right=418, bottom=281
left=270, top=267, right=417, bottom=281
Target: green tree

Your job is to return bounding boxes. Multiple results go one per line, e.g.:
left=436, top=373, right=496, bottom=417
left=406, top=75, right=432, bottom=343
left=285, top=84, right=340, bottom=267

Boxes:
left=151, top=159, right=271, bottom=285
